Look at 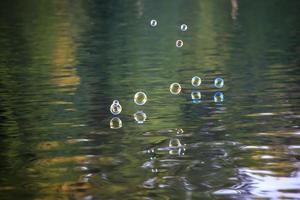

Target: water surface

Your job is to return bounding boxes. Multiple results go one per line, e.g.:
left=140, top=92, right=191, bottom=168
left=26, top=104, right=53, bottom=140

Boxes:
left=0, top=0, right=300, bottom=199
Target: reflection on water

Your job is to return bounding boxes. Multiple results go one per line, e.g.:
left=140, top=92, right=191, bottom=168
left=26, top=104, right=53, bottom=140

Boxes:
left=0, top=0, right=300, bottom=199
left=110, top=117, right=122, bottom=129
left=133, top=110, right=147, bottom=124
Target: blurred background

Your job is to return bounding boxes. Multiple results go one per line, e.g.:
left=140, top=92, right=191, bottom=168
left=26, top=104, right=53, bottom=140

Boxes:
left=0, top=0, right=300, bottom=199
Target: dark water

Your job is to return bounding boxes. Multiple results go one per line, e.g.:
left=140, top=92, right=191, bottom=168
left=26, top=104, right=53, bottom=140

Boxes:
left=0, top=0, right=300, bottom=199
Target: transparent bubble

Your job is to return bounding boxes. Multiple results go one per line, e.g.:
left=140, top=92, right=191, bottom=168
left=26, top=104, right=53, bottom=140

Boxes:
left=170, top=83, right=182, bottom=95
left=180, top=24, right=188, bottom=31
left=150, top=19, right=157, bottom=27
left=191, top=91, right=201, bottom=103
left=169, top=138, right=182, bottom=148
left=214, top=92, right=224, bottom=103
left=214, top=77, right=224, bottom=88
left=176, top=40, right=183, bottom=48
left=133, top=111, right=147, bottom=124
left=110, top=117, right=122, bottom=129
left=110, top=100, right=122, bottom=115
left=134, top=92, right=147, bottom=105
left=191, top=76, right=201, bottom=87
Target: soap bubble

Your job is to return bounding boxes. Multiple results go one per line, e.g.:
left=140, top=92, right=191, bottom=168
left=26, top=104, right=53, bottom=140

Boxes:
left=110, top=100, right=122, bottom=115
left=191, top=91, right=201, bottom=103
left=169, top=138, right=182, bottom=148
left=191, top=76, right=201, bottom=87
left=110, top=117, right=122, bottom=129
left=170, top=83, right=182, bottom=95
left=176, top=40, right=183, bottom=48
left=150, top=19, right=157, bottom=27
left=133, top=111, right=147, bottom=124
left=214, top=77, right=224, bottom=88
left=214, top=92, right=224, bottom=103
left=180, top=24, right=188, bottom=31
left=134, top=92, right=147, bottom=105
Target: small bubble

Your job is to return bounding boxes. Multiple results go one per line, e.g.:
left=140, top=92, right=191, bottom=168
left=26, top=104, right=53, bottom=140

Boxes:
left=147, top=148, right=155, bottom=154
left=214, top=77, right=224, bottom=88
left=170, top=83, right=182, bottom=95
left=176, top=128, right=184, bottom=134
left=110, top=117, right=122, bottom=129
left=191, top=76, right=201, bottom=87
left=191, top=91, right=201, bottom=103
left=133, top=111, right=147, bottom=124
left=152, top=168, right=158, bottom=173
left=180, top=24, right=188, bottom=31
left=176, top=40, right=183, bottom=48
left=169, top=138, right=182, bottom=148
left=134, top=92, right=147, bottom=105
left=150, top=19, right=157, bottom=27
left=110, top=100, right=122, bottom=115
left=214, top=92, right=224, bottom=103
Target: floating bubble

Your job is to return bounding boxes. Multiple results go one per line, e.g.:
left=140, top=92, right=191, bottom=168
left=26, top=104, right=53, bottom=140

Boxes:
left=214, top=92, right=224, bottom=103
left=191, top=91, right=201, bottom=103
left=150, top=19, right=157, bottom=27
left=180, top=24, right=188, bottom=31
left=191, top=76, right=201, bottom=87
left=146, top=148, right=155, bottom=154
left=110, top=100, right=122, bottom=115
left=134, top=92, right=147, bottom=105
left=169, top=138, right=182, bottom=148
left=170, top=83, right=182, bottom=95
left=110, top=117, right=122, bottom=129
left=176, top=40, right=183, bottom=48
left=214, top=77, right=224, bottom=88
left=151, top=168, right=158, bottom=173
left=176, top=128, right=184, bottom=134
left=133, top=111, right=147, bottom=124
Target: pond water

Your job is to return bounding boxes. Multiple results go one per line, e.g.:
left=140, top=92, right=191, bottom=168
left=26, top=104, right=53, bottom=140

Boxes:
left=0, top=0, right=300, bottom=199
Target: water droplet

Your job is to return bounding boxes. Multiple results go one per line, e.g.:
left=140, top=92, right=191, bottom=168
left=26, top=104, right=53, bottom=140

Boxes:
left=110, top=117, right=122, bottom=129
left=150, top=19, right=157, bottom=27
left=134, top=92, right=147, bottom=105
left=170, top=83, right=182, bottom=95
left=110, top=100, right=122, bottom=115
left=133, top=111, right=147, bottom=124
left=191, top=76, right=201, bottom=87
left=214, top=77, right=224, bottom=88
left=176, top=40, right=183, bottom=48
left=180, top=24, right=188, bottom=31
left=169, top=138, right=182, bottom=148
left=214, top=92, right=224, bottom=103
left=191, top=91, right=201, bottom=103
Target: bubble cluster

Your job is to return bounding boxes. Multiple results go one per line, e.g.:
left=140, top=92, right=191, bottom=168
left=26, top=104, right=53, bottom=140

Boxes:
left=170, top=83, right=182, bottom=95
left=134, top=92, right=147, bottom=105
left=110, top=117, right=122, bottom=129
left=176, top=40, right=183, bottom=48
left=214, top=77, right=224, bottom=88
left=191, top=76, right=201, bottom=87
left=150, top=19, right=157, bottom=27
left=180, top=24, right=188, bottom=31
left=107, top=21, right=226, bottom=129
left=110, top=100, right=122, bottom=115
left=134, top=111, right=147, bottom=124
